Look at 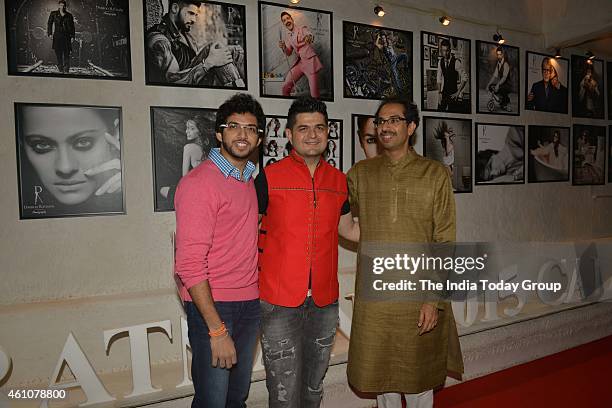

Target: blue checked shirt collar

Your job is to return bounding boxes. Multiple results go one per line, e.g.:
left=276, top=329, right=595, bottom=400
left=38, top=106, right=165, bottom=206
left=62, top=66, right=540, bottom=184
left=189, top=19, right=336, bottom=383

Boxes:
left=209, top=148, right=256, bottom=182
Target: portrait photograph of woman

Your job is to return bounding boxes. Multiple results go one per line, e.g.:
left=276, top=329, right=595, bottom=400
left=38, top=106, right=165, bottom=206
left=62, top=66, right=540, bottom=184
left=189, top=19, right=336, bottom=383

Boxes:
left=15, top=103, right=124, bottom=219
left=150, top=106, right=218, bottom=211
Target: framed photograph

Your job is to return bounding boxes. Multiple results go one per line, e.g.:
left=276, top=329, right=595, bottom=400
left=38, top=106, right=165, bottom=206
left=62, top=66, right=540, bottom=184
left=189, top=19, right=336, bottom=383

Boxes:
left=527, top=125, right=570, bottom=183
left=343, top=21, right=413, bottom=100
left=15, top=103, right=124, bottom=219
left=421, top=32, right=471, bottom=114
left=5, top=0, right=131, bottom=79
left=571, top=56, right=605, bottom=119
left=351, top=114, right=377, bottom=166
left=151, top=106, right=220, bottom=212
left=423, top=117, right=472, bottom=193
left=144, top=0, right=247, bottom=89
left=260, top=116, right=343, bottom=170
left=608, top=62, right=612, bottom=120
left=258, top=2, right=333, bottom=100
left=476, top=41, right=520, bottom=115
left=572, top=124, right=606, bottom=186
left=525, top=52, right=568, bottom=114
left=475, top=123, right=525, bottom=185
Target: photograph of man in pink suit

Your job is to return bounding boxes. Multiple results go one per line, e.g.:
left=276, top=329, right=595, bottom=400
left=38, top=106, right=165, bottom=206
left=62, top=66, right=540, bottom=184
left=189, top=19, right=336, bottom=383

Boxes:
left=259, top=2, right=333, bottom=100
left=278, top=11, right=323, bottom=98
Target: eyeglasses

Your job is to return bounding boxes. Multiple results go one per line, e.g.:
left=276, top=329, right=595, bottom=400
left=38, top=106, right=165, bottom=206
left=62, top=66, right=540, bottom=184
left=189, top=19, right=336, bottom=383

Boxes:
left=219, top=122, right=262, bottom=136
left=373, top=116, right=407, bottom=127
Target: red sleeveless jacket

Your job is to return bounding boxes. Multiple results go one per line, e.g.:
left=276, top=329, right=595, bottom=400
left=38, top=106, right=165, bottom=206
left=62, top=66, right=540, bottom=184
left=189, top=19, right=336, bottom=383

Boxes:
left=258, top=151, right=348, bottom=307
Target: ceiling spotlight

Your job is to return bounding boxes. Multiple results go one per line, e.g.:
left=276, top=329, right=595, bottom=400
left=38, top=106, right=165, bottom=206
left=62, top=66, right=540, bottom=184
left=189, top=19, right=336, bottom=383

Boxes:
left=374, top=5, right=385, bottom=17
left=586, top=50, right=595, bottom=60
left=493, top=32, right=505, bottom=44
left=554, top=48, right=561, bottom=58
left=289, top=0, right=300, bottom=4
left=439, top=16, right=451, bottom=26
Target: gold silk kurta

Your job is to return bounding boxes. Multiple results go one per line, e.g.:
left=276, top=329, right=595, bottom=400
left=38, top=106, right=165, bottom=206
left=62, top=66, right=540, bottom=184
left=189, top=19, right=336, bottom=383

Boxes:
left=346, top=149, right=464, bottom=394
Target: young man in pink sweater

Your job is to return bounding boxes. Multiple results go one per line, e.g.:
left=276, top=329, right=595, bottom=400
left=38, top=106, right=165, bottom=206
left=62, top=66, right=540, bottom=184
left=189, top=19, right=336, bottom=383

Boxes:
left=174, top=93, right=265, bottom=407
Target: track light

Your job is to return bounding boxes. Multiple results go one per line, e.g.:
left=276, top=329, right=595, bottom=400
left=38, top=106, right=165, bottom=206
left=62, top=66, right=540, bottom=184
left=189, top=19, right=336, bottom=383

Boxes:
left=586, top=51, right=595, bottom=60
left=439, top=16, right=451, bottom=26
left=554, top=48, right=561, bottom=58
left=493, top=32, right=505, bottom=44
left=374, top=5, right=385, bottom=17
left=289, top=0, right=300, bottom=4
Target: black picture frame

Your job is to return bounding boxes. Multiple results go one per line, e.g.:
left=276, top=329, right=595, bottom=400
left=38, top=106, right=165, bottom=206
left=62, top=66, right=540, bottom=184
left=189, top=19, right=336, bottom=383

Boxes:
left=350, top=114, right=377, bottom=166
left=150, top=106, right=221, bottom=212
left=143, top=0, right=248, bottom=90
left=5, top=0, right=132, bottom=80
left=475, top=41, right=520, bottom=116
left=258, top=1, right=334, bottom=101
left=524, top=51, right=569, bottom=114
left=527, top=125, right=570, bottom=183
left=260, top=115, right=343, bottom=170
left=609, top=125, right=612, bottom=183
left=423, top=116, right=473, bottom=193
left=572, top=124, right=606, bottom=186
left=343, top=21, right=413, bottom=100
left=15, top=103, right=125, bottom=219
left=420, top=31, right=472, bottom=114
left=608, top=62, right=612, bottom=120
left=571, top=55, right=605, bottom=119
left=474, top=122, right=525, bottom=185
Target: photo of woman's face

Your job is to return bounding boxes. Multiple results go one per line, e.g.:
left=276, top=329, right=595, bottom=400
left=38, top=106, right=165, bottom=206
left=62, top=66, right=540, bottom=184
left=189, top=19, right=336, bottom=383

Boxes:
left=21, top=106, right=114, bottom=205
left=185, top=120, right=200, bottom=140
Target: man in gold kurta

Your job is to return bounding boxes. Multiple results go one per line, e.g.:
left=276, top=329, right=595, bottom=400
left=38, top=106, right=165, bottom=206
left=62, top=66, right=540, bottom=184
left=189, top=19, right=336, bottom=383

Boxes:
left=346, top=99, right=463, bottom=408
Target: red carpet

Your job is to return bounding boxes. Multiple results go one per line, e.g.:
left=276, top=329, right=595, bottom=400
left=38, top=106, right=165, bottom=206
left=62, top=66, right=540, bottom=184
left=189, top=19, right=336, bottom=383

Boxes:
left=434, top=335, right=612, bottom=408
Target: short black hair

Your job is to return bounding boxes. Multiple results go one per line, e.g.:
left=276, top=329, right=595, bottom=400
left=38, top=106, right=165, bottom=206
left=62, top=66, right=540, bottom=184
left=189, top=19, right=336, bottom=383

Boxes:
left=215, top=93, right=266, bottom=138
left=58, top=0, right=66, bottom=4
left=374, top=98, right=420, bottom=146
left=440, top=39, right=451, bottom=48
left=286, top=96, right=328, bottom=130
left=281, top=11, right=292, bottom=19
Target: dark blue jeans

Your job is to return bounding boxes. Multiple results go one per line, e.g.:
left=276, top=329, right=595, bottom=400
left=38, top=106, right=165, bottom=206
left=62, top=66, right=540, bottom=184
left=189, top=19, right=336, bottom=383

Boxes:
left=260, top=297, right=338, bottom=408
left=185, top=300, right=260, bottom=408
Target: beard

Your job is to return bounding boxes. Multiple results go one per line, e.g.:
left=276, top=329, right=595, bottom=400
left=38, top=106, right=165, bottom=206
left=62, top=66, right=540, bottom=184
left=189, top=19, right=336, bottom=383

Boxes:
left=222, top=138, right=256, bottom=161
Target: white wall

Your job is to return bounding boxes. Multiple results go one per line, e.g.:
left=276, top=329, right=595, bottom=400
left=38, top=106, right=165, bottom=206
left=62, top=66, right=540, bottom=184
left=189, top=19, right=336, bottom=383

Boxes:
left=1, top=0, right=611, bottom=405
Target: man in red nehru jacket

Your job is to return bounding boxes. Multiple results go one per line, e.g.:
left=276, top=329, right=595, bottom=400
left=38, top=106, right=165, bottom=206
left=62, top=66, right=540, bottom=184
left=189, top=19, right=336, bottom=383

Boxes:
left=255, top=96, right=359, bottom=407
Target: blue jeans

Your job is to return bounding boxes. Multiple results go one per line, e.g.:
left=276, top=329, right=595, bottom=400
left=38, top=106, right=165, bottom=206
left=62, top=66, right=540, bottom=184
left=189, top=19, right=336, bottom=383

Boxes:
left=260, top=297, right=339, bottom=408
left=184, top=300, right=260, bottom=408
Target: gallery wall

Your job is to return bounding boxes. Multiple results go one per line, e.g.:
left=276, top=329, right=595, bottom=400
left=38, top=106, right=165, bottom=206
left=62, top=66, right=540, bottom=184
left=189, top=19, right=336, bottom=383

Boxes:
left=1, top=0, right=611, bottom=404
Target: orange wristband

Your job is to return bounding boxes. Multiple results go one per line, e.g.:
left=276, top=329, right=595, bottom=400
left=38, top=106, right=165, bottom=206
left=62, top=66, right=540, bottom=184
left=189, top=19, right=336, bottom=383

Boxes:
left=209, top=323, right=227, bottom=337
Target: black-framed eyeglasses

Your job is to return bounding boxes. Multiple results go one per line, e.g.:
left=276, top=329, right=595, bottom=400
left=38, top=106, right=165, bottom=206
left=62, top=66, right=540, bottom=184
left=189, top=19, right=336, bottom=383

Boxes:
left=219, top=122, right=263, bottom=136
left=373, top=116, right=407, bottom=127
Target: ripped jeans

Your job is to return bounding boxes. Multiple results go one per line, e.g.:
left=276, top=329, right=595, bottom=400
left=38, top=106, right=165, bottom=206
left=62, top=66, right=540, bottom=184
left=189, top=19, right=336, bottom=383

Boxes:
left=260, top=297, right=338, bottom=408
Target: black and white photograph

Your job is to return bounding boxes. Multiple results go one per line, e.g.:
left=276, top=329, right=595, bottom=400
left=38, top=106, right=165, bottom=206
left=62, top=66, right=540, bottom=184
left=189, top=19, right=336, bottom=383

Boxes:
left=261, top=116, right=343, bottom=170
left=151, top=106, right=219, bottom=211
left=15, top=103, right=124, bottom=219
left=5, top=0, right=132, bottom=79
left=608, top=62, right=612, bottom=120
left=527, top=125, right=570, bottom=183
left=343, top=21, right=412, bottom=100
left=421, top=32, right=471, bottom=114
left=476, top=41, right=520, bottom=115
left=258, top=2, right=333, bottom=100
left=572, top=124, right=606, bottom=186
left=351, top=114, right=377, bottom=166
left=609, top=126, right=612, bottom=183
left=144, top=0, right=247, bottom=89
left=475, top=123, right=525, bottom=185
left=525, top=52, right=569, bottom=114
left=423, top=117, right=472, bottom=192
left=571, top=56, right=605, bottom=119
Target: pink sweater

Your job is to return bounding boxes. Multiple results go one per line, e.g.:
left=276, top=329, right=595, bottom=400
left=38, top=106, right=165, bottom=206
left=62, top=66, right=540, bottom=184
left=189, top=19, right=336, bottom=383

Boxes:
left=174, top=160, right=259, bottom=302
